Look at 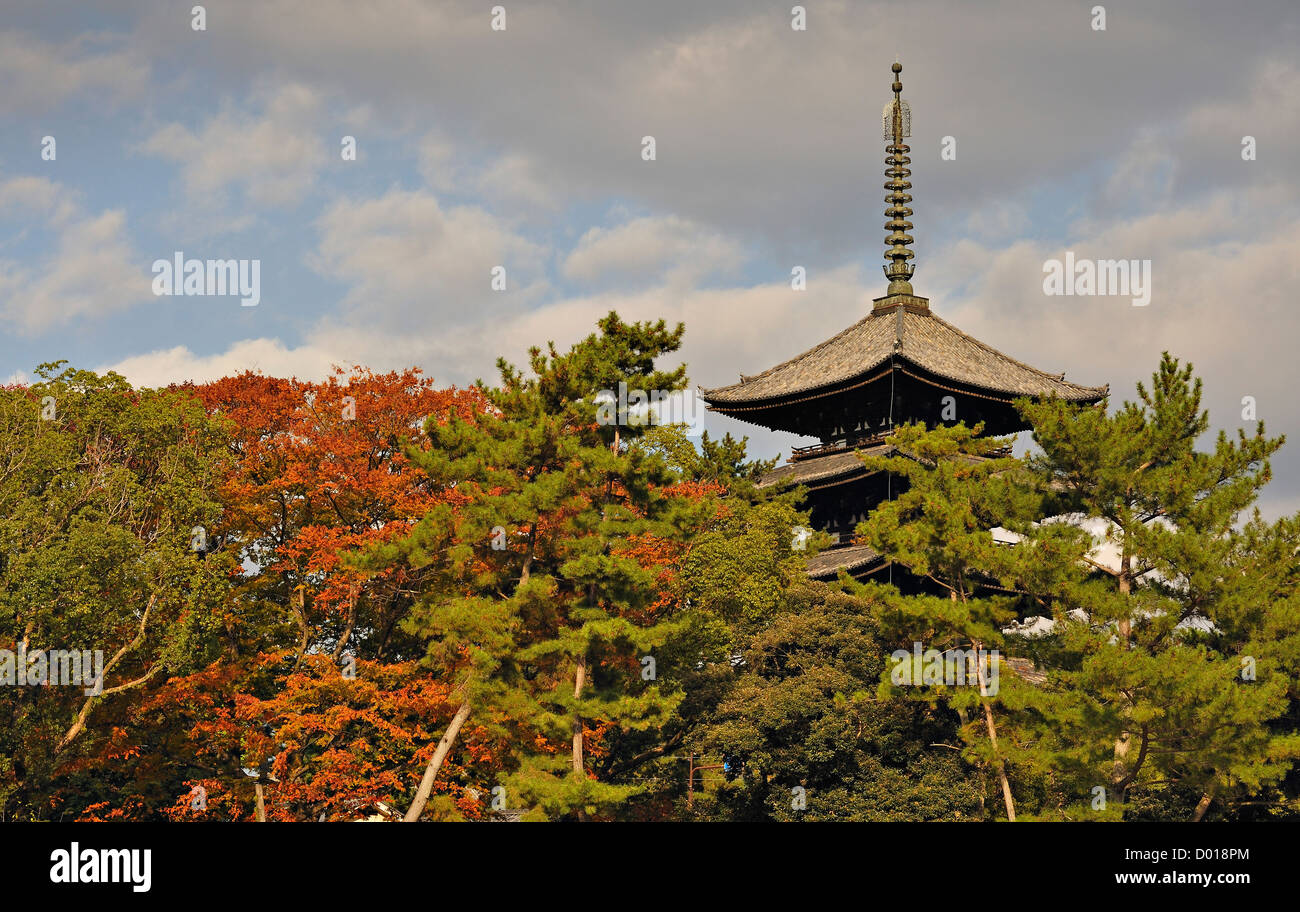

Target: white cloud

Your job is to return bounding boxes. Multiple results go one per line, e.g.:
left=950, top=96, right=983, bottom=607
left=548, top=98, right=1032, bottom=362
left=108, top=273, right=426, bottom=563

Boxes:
left=963, top=202, right=1030, bottom=241
left=417, top=136, right=460, bottom=195
left=562, top=215, right=745, bottom=288
left=21, top=0, right=1291, bottom=500
left=0, top=175, right=147, bottom=333
left=418, top=135, right=558, bottom=214
left=104, top=338, right=345, bottom=388
left=0, top=30, right=147, bottom=113
left=435, top=262, right=869, bottom=406
left=477, top=154, right=557, bottom=211
left=310, top=186, right=548, bottom=321
left=0, top=176, right=77, bottom=224
left=925, top=185, right=1300, bottom=512
left=141, top=83, right=326, bottom=216
left=1181, top=58, right=1300, bottom=185
left=1103, top=129, right=1177, bottom=210
left=91, top=172, right=1300, bottom=512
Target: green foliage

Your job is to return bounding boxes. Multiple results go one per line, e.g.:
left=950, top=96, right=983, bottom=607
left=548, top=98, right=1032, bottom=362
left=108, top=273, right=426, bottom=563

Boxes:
left=688, top=581, right=979, bottom=821
left=851, top=422, right=1034, bottom=818
left=639, top=425, right=778, bottom=492
left=1007, top=354, right=1300, bottom=819
left=1, top=340, right=1296, bottom=824
left=0, top=363, right=233, bottom=818
left=368, top=312, right=703, bottom=818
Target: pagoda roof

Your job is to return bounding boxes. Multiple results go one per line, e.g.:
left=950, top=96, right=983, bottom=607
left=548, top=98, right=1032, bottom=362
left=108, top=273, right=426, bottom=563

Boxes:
left=805, top=543, right=885, bottom=580
left=702, top=299, right=1107, bottom=410
left=757, top=440, right=1010, bottom=490
left=758, top=444, right=894, bottom=489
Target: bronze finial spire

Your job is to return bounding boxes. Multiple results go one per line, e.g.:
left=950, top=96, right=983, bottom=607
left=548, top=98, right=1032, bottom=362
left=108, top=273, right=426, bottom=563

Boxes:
left=882, top=61, right=915, bottom=295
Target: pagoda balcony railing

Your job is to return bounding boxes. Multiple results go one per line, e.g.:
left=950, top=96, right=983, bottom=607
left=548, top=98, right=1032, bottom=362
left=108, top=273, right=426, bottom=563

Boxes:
left=789, top=431, right=892, bottom=462
left=790, top=433, right=1014, bottom=463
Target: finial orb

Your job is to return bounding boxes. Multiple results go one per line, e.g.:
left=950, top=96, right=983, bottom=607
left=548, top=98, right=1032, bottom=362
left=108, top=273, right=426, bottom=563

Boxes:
left=891, top=62, right=902, bottom=73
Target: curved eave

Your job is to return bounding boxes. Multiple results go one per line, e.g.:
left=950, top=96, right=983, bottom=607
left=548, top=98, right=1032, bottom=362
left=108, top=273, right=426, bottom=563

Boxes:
left=701, top=362, right=893, bottom=416
left=703, top=356, right=1106, bottom=418
left=757, top=446, right=894, bottom=490
left=759, top=466, right=877, bottom=492
left=805, top=544, right=887, bottom=580
left=701, top=304, right=1109, bottom=422
left=893, top=357, right=1108, bottom=406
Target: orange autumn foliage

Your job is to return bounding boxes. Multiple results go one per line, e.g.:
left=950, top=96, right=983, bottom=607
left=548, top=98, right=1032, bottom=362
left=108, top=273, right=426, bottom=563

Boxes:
left=56, top=368, right=723, bottom=821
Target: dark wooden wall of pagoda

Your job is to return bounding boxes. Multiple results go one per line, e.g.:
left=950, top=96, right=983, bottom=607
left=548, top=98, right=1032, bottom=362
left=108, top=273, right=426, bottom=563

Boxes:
left=805, top=471, right=896, bottom=543
left=724, top=367, right=1030, bottom=443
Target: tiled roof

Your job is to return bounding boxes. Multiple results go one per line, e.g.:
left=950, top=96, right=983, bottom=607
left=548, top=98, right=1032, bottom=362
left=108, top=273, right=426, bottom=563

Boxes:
left=1003, top=655, right=1047, bottom=686
left=805, top=543, right=884, bottom=579
left=758, top=445, right=895, bottom=489
left=759, top=442, right=1004, bottom=489
left=703, top=304, right=1107, bottom=406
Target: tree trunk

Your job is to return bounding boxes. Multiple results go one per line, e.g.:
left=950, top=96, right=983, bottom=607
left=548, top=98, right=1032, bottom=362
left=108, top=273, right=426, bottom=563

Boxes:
left=568, top=427, right=615, bottom=820
left=571, top=652, right=589, bottom=821
left=973, top=644, right=1015, bottom=821
left=955, top=705, right=986, bottom=818
left=291, top=584, right=310, bottom=670
left=1112, top=547, right=1133, bottom=795
left=519, top=522, right=536, bottom=585
left=958, top=577, right=1014, bottom=822
left=1190, top=780, right=1217, bottom=822
left=56, top=594, right=159, bottom=754
left=330, top=590, right=358, bottom=661
left=254, top=781, right=266, bottom=822
left=571, top=653, right=587, bottom=776
left=403, top=698, right=472, bottom=822
left=981, top=699, right=1016, bottom=821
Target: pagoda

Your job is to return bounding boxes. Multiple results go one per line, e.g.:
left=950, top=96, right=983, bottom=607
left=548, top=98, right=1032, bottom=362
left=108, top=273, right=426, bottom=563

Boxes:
left=701, top=62, right=1107, bottom=583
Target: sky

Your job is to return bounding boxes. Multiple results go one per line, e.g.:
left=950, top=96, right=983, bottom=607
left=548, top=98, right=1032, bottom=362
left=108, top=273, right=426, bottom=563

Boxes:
left=1, top=0, right=1298, bottom=513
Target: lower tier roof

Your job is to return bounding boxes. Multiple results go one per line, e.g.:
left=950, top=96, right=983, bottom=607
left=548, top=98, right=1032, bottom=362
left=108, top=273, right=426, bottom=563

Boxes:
left=805, top=543, right=885, bottom=580
left=758, top=444, right=894, bottom=489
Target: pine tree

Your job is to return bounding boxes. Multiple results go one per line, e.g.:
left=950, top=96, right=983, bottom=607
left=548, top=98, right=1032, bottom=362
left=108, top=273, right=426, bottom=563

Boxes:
left=1009, top=354, right=1300, bottom=819
left=853, top=421, right=1036, bottom=820
left=369, top=313, right=700, bottom=820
